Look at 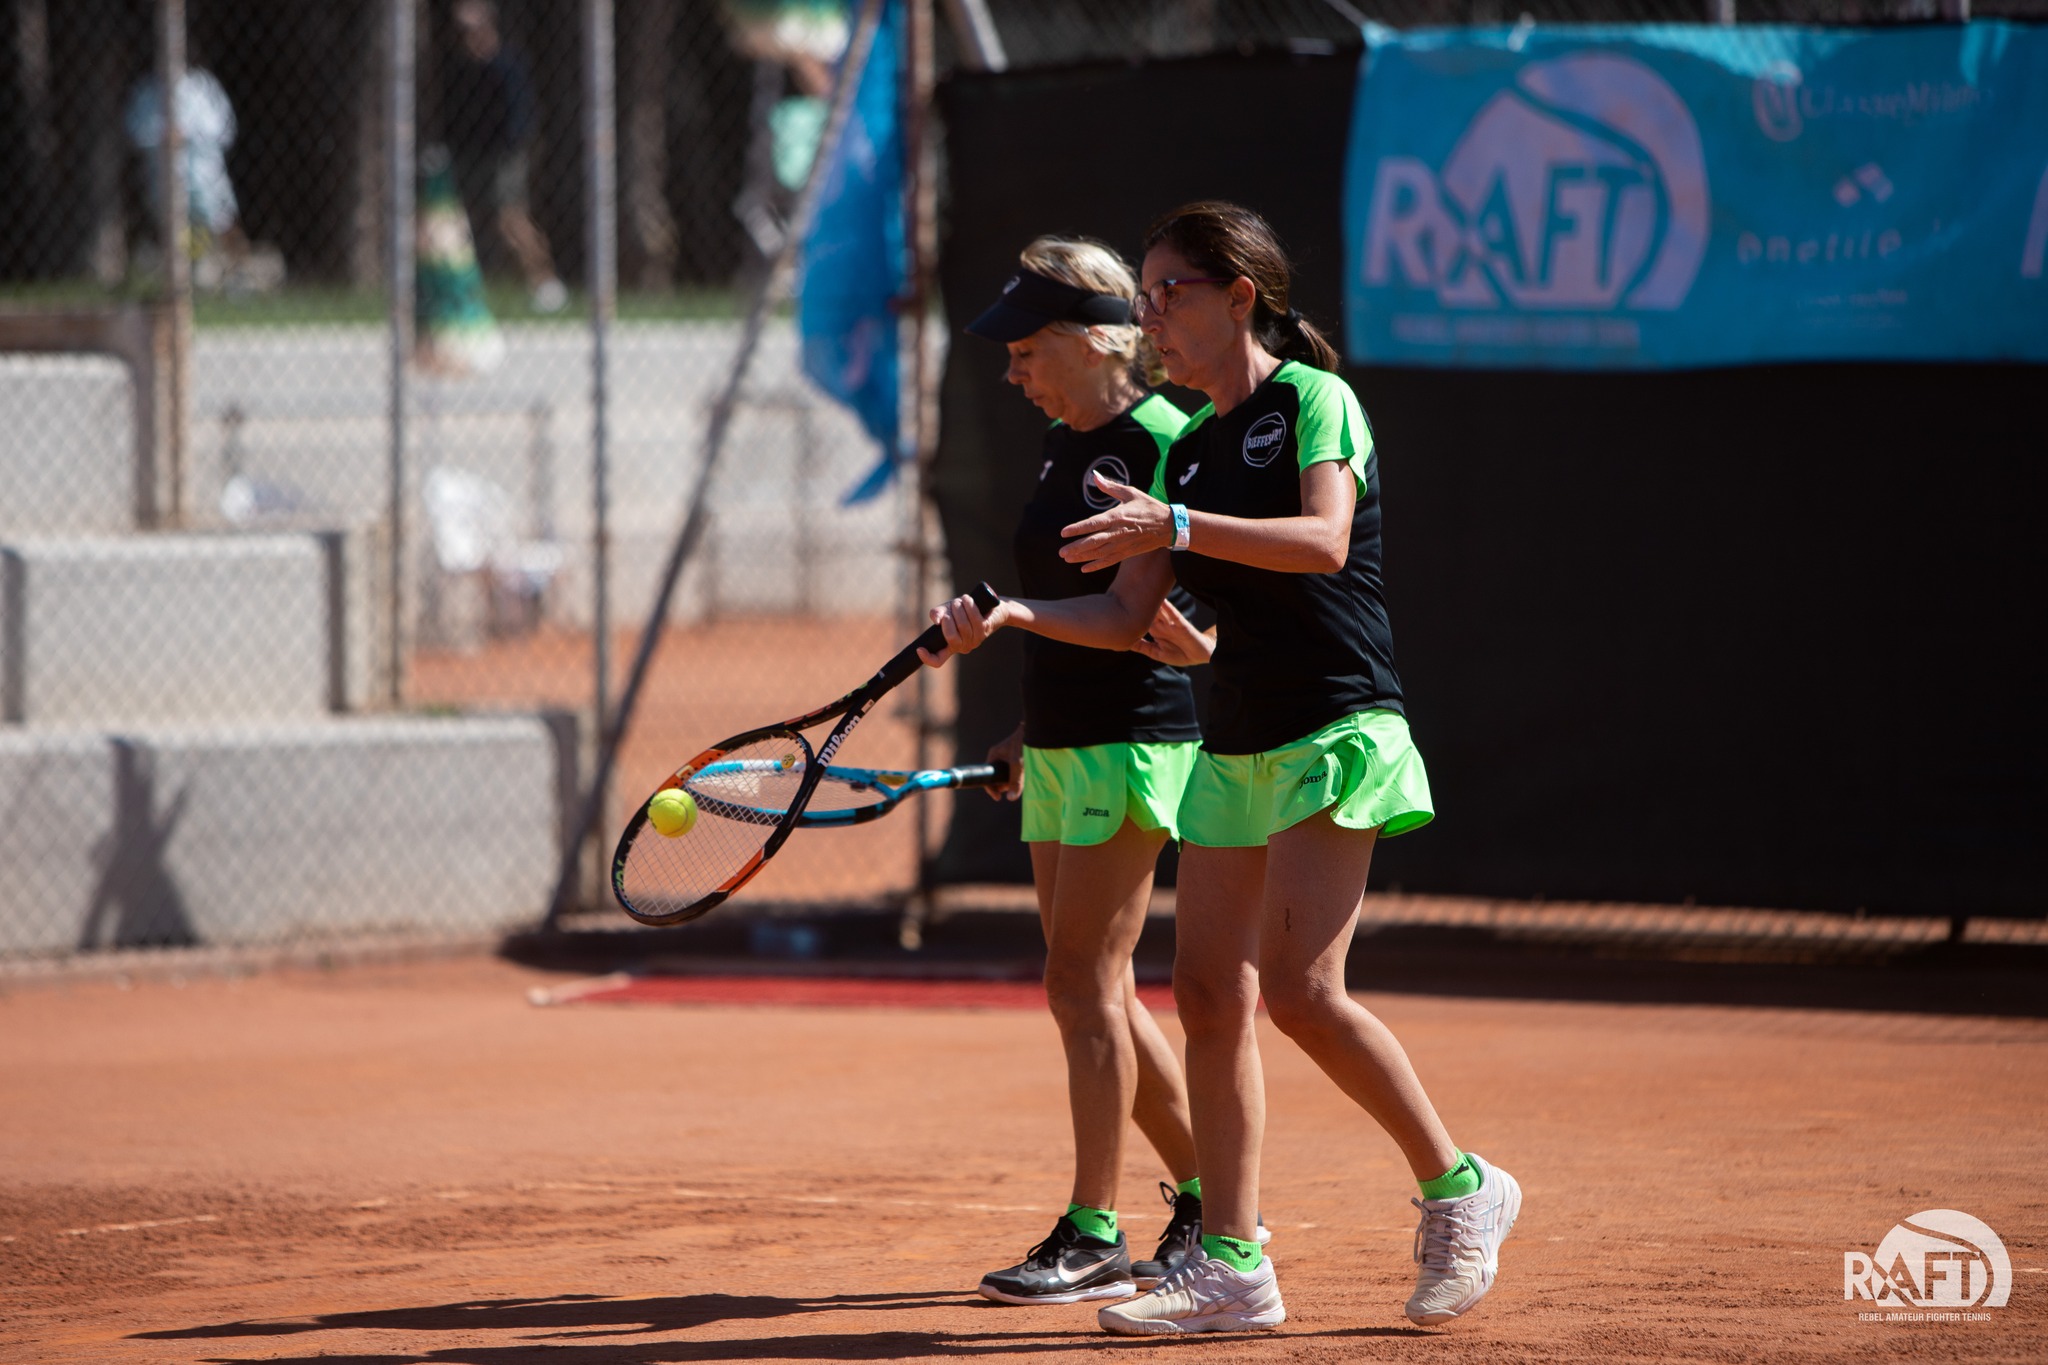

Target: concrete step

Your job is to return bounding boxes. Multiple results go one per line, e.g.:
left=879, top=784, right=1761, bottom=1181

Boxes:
left=0, top=355, right=137, bottom=535
left=1, top=531, right=385, bottom=725
left=0, top=713, right=574, bottom=957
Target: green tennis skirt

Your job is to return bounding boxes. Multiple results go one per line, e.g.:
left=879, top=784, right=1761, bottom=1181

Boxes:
left=1177, top=709, right=1434, bottom=849
left=1020, top=741, right=1201, bottom=846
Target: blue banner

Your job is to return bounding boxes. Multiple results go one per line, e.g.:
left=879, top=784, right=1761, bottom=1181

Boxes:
left=1343, top=22, right=2048, bottom=368
left=799, top=0, right=905, bottom=500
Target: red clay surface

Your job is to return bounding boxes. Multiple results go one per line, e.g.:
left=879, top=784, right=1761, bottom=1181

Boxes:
left=541, top=975, right=1178, bottom=1012
left=3, top=954, right=2045, bottom=1363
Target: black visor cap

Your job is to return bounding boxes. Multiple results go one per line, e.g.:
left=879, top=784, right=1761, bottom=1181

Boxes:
left=966, top=269, right=1132, bottom=342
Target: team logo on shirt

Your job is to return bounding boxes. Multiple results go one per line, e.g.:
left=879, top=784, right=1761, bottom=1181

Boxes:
left=1242, top=414, right=1288, bottom=467
left=1082, top=455, right=1131, bottom=510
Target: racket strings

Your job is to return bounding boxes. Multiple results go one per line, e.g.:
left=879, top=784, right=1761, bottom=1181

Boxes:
left=616, top=734, right=811, bottom=920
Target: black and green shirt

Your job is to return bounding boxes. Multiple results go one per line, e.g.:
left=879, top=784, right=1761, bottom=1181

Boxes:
left=1149, top=361, right=1403, bottom=755
left=1013, top=393, right=1203, bottom=750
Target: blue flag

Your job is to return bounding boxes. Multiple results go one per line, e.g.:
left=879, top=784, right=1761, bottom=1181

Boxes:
left=798, top=1, right=905, bottom=502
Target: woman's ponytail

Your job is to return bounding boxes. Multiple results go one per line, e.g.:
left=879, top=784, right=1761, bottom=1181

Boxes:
left=1261, top=304, right=1340, bottom=372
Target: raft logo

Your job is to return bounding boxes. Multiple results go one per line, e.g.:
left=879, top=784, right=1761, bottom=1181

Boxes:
left=1845, top=1210, right=2011, bottom=1311
left=1360, top=53, right=1709, bottom=313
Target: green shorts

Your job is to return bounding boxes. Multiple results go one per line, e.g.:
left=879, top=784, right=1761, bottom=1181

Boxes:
left=1020, top=741, right=1201, bottom=846
left=1177, top=709, right=1434, bottom=848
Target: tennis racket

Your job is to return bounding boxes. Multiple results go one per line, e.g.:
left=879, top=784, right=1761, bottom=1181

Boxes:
left=687, top=759, right=1010, bottom=828
left=612, top=581, right=1002, bottom=926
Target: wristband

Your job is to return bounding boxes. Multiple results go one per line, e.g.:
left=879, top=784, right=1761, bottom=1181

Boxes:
left=1169, top=503, right=1191, bottom=551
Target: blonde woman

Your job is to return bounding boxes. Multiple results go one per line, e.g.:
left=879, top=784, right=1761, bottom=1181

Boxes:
left=939, top=238, right=1218, bottom=1306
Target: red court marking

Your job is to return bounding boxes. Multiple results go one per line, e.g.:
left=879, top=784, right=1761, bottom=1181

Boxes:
left=553, top=974, right=1178, bottom=1011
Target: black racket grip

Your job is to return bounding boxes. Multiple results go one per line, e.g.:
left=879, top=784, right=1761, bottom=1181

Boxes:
left=876, top=581, right=1002, bottom=692
left=952, top=761, right=1009, bottom=788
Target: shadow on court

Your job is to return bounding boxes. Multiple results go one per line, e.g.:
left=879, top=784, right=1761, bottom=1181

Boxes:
left=134, top=1290, right=958, bottom=1340
left=140, top=1291, right=1434, bottom=1361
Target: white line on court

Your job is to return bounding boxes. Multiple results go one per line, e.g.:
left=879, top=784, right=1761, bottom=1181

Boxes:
left=62, top=1214, right=221, bottom=1236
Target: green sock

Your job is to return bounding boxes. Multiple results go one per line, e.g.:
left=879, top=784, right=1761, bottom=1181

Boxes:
left=1065, top=1203, right=1118, bottom=1243
left=1200, top=1233, right=1262, bottom=1272
left=1418, top=1153, right=1482, bottom=1201
left=1175, top=1176, right=1202, bottom=1199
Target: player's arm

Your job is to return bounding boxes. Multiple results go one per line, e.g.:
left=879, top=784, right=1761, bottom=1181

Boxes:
left=1060, top=465, right=1354, bottom=576
left=917, top=551, right=1174, bottom=666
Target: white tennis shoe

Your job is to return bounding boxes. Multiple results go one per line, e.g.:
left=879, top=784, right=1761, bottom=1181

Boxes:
left=1404, top=1153, right=1522, bottom=1325
left=1097, top=1251, right=1286, bottom=1335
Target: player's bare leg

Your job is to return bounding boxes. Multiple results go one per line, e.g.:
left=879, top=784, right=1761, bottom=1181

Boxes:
left=1161, top=841, right=1268, bottom=1245
left=1123, top=959, right=1196, bottom=1181
left=1033, top=820, right=1172, bottom=1211
left=980, top=825, right=1168, bottom=1306
left=1256, top=811, right=1520, bottom=1326
left=1101, top=840, right=1285, bottom=1335
left=1256, top=815, right=1457, bottom=1178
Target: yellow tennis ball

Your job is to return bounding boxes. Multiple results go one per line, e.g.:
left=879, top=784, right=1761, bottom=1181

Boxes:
left=647, top=788, right=698, bottom=838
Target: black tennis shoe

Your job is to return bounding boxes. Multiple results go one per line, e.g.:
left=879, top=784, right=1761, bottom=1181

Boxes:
left=977, top=1216, right=1136, bottom=1305
left=1131, top=1182, right=1203, bottom=1288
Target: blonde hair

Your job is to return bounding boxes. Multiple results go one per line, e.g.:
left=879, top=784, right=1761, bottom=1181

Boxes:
left=1016, top=236, right=1165, bottom=386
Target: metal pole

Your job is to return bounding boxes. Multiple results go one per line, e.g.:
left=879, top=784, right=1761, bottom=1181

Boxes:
left=938, top=0, right=1006, bottom=71
left=154, top=0, right=190, bottom=528
left=542, top=0, right=889, bottom=928
left=387, top=0, right=416, bottom=706
left=1711, top=0, right=1736, bottom=24
left=901, top=0, right=940, bottom=950
left=585, top=0, right=618, bottom=914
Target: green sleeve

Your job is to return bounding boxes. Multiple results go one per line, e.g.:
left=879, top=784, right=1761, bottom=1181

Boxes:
left=1285, top=364, right=1374, bottom=494
left=1151, top=403, right=1213, bottom=501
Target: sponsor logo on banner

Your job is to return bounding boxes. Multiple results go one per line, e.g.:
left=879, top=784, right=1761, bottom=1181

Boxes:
left=1242, top=414, right=1288, bottom=467
left=1753, top=62, right=1805, bottom=142
left=1844, top=1209, right=2011, bottom=1319
left=1361, top=53, right=1709, bottom=318
left=1082, top=455, right=1130, bottom=509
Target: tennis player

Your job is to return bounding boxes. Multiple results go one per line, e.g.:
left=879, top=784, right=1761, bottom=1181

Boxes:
left=925, top=203, right=1519, bottom=1335
left=941, top=237, right=1215, bottom=1307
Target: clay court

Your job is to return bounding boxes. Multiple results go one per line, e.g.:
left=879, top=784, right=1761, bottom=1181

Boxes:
left=4, top=948, right=2045, bottom=1363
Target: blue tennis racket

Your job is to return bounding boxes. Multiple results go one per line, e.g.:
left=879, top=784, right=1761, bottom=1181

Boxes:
left=685, top=760, right=1010, bottom=827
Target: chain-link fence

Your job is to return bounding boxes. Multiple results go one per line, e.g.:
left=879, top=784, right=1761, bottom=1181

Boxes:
left=0, top=0, right=923, bottom=962
left=4, top=0, right=2038, bottom=964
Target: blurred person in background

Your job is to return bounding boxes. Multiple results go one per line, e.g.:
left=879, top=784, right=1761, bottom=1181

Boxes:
left=124, top=52, right=261, bottom=292
left=444, top=0, right=567, bottom=314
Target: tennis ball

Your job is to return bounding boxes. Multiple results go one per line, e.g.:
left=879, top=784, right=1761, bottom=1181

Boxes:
left=647, top=788, right=698, bottom=838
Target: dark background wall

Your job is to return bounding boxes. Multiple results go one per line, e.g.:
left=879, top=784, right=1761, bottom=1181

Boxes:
left=931, top=48, right=2048, bottom=916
